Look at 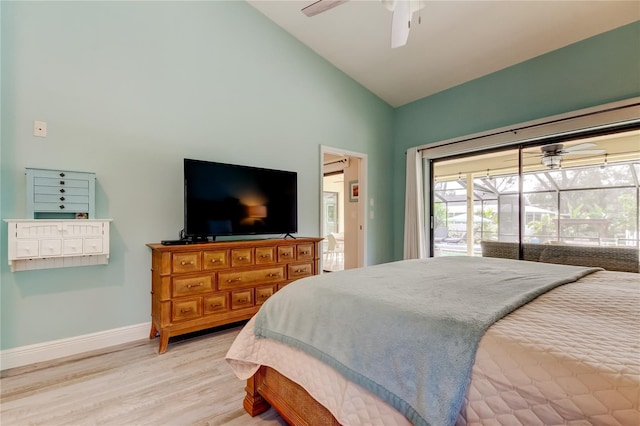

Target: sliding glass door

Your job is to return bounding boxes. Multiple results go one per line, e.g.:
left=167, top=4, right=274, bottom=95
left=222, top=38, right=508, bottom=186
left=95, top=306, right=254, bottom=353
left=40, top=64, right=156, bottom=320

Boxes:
left=432, top=148, right=520, bottom=257
left=430, top=129, right=640, bottom=270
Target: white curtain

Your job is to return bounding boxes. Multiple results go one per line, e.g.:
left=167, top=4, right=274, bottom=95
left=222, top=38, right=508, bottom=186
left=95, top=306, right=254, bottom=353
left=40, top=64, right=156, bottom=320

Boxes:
left=403, top=147, right=427, bottom=259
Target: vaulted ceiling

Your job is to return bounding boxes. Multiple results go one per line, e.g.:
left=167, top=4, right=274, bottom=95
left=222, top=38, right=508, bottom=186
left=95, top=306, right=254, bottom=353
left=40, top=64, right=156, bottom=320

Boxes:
left=247, top=1, right=639, bottom=107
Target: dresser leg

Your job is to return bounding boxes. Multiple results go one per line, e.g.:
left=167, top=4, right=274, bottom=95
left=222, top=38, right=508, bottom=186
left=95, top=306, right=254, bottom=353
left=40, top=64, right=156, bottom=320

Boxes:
left=158, top=331, right=170, bottom=354
left=149, top=323, right=159, bottom=339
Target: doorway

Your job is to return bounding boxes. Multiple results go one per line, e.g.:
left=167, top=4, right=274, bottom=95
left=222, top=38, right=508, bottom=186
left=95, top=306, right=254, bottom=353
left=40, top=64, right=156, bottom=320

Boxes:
left=320, top=146, right=367, bottom=272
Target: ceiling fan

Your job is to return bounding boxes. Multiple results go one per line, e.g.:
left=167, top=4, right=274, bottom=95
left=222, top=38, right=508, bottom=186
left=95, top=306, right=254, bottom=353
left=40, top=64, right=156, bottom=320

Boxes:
left=302, top=0, right=424, bottom=48
left=538, top=142, right=605, bottom=169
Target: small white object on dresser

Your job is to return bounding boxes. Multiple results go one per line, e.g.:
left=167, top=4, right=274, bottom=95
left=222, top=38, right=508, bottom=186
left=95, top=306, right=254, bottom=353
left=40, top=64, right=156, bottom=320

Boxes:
left=4, top=219, right=111, bottom=272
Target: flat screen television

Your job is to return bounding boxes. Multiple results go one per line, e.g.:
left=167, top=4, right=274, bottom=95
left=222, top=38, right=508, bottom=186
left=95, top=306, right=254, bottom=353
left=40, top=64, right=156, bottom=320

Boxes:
left=183, top=158, right=297, bottom=240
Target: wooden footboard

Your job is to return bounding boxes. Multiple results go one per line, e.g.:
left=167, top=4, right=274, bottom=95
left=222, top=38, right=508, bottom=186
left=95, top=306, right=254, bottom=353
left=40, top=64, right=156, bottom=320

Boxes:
left=244, top=366, right=341, bottom=425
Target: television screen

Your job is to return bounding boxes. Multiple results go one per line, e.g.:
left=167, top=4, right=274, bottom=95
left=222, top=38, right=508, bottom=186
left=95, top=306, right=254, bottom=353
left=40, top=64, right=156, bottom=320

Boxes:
left=184, top=159, right=297, bottom=239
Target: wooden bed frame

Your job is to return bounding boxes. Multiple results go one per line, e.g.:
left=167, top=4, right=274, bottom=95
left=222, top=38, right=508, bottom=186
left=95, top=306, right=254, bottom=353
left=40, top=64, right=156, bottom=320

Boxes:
left=244, top=366, right=340, bottom=425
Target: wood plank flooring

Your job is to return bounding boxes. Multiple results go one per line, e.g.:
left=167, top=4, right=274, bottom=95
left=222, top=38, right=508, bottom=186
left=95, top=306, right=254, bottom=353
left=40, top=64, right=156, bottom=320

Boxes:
left=0, top=323, right=287, bottom=425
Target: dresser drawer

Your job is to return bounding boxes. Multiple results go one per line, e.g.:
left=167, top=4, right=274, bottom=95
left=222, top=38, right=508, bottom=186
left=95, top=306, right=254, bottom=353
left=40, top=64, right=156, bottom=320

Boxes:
left=33, top=202, right=89, bottom=213
left=172, top=298, right=202, bottom=322
left=40, top=239, right=62, bottom=257
left=173, top=275, right=214, bottom=297
left=34, top=177, right=89, bottom=189
left=256, top=285, right=275, bottom=305
left=31, top=169, right=93, bottom=180
left=203, top=250, right=229, bottom=270
left=231, top=248, right=253, bottom=267
left=231, top=289, right=254, bottom=310
left=15, top=240, right=39, bottom=258
left=35, top=194, right=89, bottom=204
left=34, top=185, right=89, bottom=196
left=219, top=266, right=285, bottom=290
left=277, top=246, right=295, bottom=262
left=204, top=293, right=229, bottom=314
left=255, top=246, right=276, bottom=264
left=83, top=238, right=103, bottom=254
left=288, top=262, right=313, bottom=280
left=63, top=238, right=83, bottom=255
left=172, top=252, right=201, bottom=273
left=297, top=243, right=314, bottom=260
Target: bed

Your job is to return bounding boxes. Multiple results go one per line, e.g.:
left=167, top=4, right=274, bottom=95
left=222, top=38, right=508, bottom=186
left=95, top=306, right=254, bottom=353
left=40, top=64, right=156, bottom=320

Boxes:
left=226, top=256, right=640, bottom=425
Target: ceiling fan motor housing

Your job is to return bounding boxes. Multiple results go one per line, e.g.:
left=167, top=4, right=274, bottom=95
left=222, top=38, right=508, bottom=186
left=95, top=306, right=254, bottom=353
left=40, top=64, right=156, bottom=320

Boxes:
left=541, top=143, right=564, bottom=155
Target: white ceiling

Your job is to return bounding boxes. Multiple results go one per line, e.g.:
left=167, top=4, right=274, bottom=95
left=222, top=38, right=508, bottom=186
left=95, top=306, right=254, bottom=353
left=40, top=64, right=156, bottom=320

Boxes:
left=247, top=1, right=640, bottom=107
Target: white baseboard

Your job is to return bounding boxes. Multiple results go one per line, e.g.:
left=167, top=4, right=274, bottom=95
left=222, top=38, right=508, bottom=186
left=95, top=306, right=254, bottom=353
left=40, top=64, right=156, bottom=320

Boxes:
left=0, top=322, right=151, bottom=371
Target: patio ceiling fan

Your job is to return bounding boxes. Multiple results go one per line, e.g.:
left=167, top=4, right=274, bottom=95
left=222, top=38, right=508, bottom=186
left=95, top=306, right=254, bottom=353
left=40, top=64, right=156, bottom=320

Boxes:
left=538, top=142, right=605, bottom=169
left=301, top=0, right=425, bottom=48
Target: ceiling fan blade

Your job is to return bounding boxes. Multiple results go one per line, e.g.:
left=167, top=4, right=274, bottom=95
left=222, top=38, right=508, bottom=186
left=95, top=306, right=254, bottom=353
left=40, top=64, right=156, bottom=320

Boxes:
left=302, top=0, right=349, bottom=17
left=564, top=149, right=605, bottom=155
left=381, top=0, right=397, bottom=12
left=391, top=0, right=411, bottom=48
left=562, top=142, right=596, bottom=152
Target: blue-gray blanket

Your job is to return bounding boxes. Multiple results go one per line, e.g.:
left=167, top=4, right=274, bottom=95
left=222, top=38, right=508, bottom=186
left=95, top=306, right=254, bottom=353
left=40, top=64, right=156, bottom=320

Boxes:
left=254, top=256, right=600, bottom=426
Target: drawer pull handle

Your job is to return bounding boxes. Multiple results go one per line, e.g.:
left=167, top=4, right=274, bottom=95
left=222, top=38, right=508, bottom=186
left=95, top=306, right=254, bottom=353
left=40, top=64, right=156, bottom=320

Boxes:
left=180, top=260, right=195, bottom=266
left=227, top=278, right=242, bottom=283
left=59, top=172, right=65, bottom=177
left=267, top=273, right=280, bottom=278
left=237, top=256, right=247, bottom=261
left=59, top=205, right=65, bottom=210
left=210, top=259, right=219, bottom=263
left=60, top=180, right=65, bottom=185
left=301, top=251, right=310, bottom=255
left=180, top=307, right=192, bottom=313
left=187, top=283, right=203, bottom=289
left=60, top=188, right=66, bottom=193
left=295, top=269, right=305, bottom=273
left=281, top=252, right=290, bottom=257
left=60, top=196, right=65, bottom=201
left=259, top=294, right=270, bottom=300
left=260, top=254, right=270, bottom=258
left=236, top=298, right=248, bottom=303
left=210, top=303, right=221, bottom=308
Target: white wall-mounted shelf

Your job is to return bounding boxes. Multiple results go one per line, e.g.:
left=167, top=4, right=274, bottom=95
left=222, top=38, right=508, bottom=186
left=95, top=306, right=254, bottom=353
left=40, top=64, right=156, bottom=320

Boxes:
left=4, top=219, right=112, bottom=272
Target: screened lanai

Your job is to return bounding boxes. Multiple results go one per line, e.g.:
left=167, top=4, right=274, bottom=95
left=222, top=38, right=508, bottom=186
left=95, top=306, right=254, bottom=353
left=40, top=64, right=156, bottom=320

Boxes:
left=431, top=129, right=640, bottom=262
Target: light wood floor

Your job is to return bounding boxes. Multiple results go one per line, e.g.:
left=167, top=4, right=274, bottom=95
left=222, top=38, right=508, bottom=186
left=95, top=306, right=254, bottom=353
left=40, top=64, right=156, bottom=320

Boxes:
left=0, top=323, right=287, bottom=425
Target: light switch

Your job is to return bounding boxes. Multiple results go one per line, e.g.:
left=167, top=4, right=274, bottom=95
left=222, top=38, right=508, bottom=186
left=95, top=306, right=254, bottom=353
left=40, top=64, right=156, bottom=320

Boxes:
left=34, top=121, right=47, bottom=137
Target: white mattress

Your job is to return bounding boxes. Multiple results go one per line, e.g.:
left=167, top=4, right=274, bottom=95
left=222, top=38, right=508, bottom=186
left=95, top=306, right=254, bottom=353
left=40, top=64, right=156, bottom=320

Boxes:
left=226, top=270, right=639, bottom=425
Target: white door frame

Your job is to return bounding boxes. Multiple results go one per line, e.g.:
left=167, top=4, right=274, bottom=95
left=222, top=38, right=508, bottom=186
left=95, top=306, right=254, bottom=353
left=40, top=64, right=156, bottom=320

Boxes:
left=320, top=145, right=368, bottom=270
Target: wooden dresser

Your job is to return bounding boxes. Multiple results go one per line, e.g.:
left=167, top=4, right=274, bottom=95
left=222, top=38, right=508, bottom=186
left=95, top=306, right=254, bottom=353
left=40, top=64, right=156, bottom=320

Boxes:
left=147, top=237, right=322, bottom=353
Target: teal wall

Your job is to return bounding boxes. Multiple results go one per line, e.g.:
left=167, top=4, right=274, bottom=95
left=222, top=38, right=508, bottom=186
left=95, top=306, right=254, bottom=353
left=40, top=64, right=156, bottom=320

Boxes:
left=0, top=1, right=394, bottom=350
left=391, top=21, right=640, bottom=259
